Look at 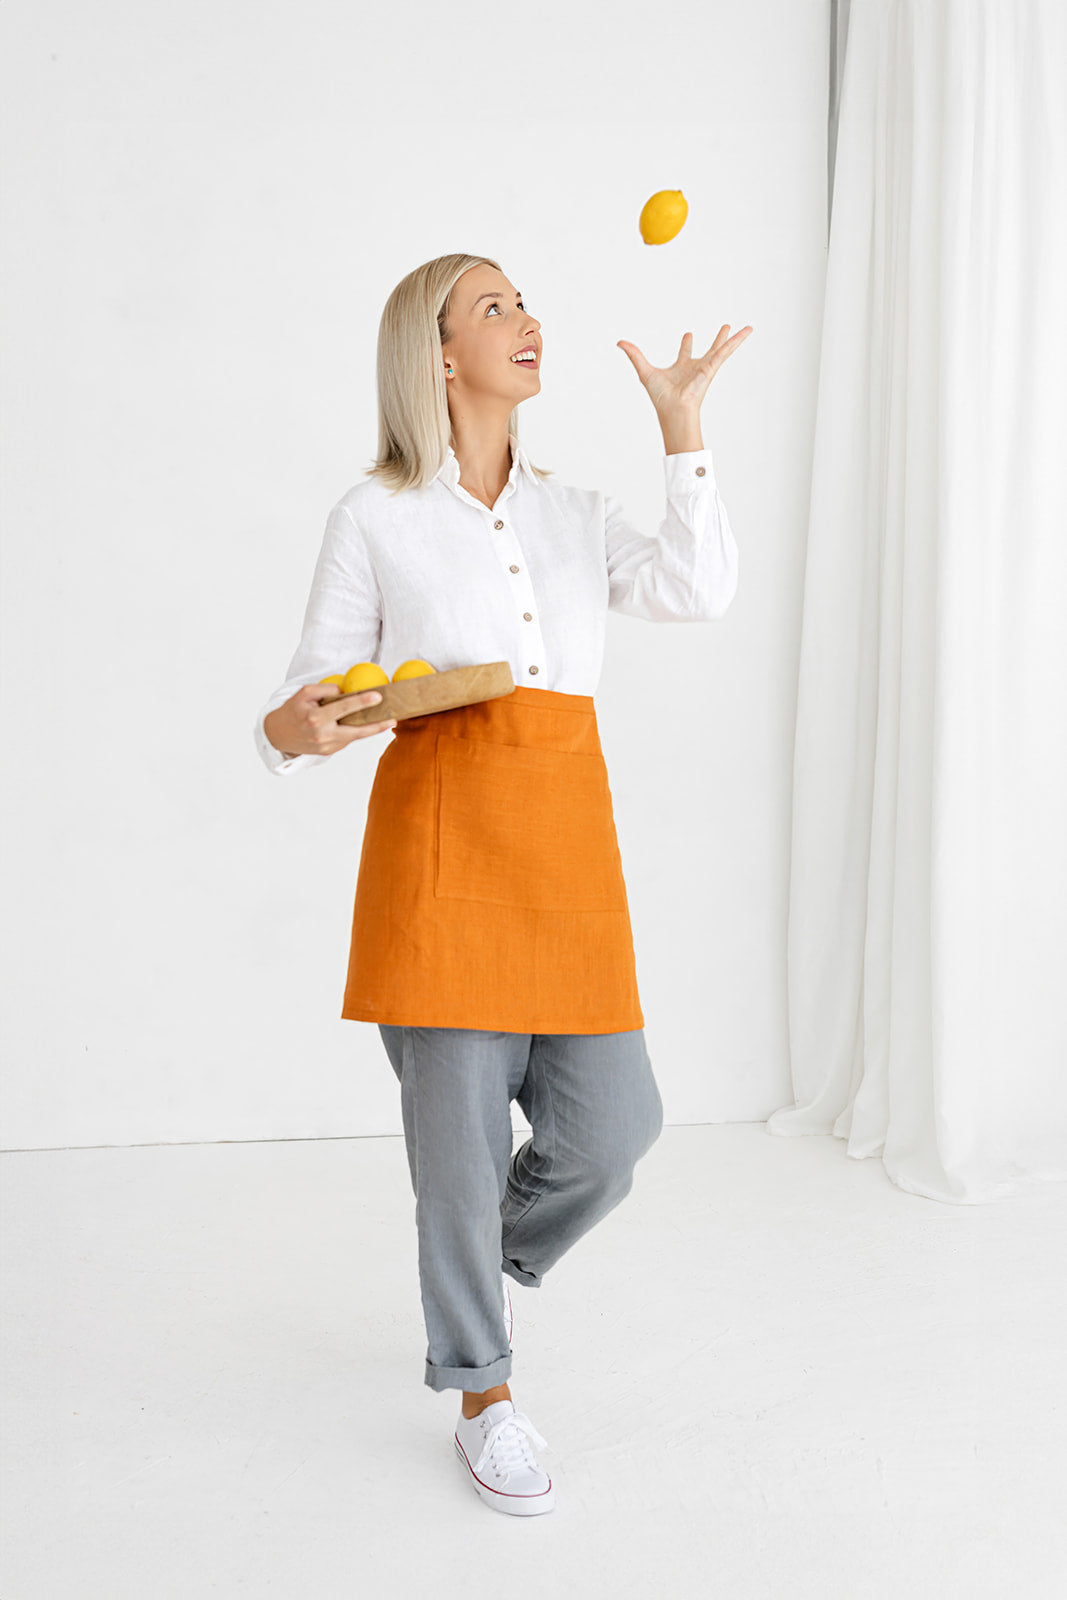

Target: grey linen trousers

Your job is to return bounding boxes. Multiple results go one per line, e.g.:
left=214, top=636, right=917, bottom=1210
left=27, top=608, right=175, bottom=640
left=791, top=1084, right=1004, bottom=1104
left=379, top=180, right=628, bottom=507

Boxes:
left=378, top=1025, right=664, bottom=1393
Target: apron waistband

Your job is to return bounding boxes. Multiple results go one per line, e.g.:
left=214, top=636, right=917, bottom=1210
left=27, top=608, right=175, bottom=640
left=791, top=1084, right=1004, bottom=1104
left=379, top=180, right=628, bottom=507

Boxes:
left=392, top=683, right=600, bottom=752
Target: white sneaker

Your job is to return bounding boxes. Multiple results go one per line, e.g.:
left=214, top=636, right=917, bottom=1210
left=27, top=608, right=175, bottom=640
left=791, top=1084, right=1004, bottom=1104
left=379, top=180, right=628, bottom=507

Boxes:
left=503, top=1275, right=513, bottom=1348
left=454, top=1399, right=555, bottom=1516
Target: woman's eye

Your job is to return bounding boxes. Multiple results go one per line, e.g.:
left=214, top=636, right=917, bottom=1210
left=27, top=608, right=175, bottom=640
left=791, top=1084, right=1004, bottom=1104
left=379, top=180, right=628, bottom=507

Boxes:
left=488, top=301, right=524, bottom=315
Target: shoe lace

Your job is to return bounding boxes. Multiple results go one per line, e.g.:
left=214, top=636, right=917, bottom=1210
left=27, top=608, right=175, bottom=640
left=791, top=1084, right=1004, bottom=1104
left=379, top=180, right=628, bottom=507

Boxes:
left=473, top=1409, right=548, bottom=1479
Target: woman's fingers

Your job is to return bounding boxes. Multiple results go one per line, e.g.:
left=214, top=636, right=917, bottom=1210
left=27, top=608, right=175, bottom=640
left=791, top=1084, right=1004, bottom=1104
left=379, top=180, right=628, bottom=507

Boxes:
left=341, top=719, right=397, bottom=740
left=621, top=324, right=754, bottom=390
left=616, top=339, right=653, bottom=381
left=708, top=325, right=753, bottom=361
left=315, top=686, right=385, bottom=715
left=323, top=689, right=396, bottom=739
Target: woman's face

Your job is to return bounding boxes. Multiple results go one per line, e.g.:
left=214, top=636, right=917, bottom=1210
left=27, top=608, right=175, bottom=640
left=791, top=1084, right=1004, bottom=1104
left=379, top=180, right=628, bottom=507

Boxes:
left=441, top=263, right=542, bottom=404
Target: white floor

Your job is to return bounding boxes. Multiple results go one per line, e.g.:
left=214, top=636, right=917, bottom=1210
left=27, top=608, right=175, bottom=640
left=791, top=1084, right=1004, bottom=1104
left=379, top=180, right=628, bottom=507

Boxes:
left=2, top=1122, right=1065, bottom=1599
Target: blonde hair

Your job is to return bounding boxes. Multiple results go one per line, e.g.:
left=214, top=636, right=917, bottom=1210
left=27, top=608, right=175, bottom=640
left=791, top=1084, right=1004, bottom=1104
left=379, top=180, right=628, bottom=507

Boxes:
left=364, top=253, right=554, bottom=495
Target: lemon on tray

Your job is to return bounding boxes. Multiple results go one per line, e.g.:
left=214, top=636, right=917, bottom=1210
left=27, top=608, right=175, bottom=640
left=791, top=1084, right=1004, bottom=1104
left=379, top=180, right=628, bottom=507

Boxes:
left=392, top=659, right=436, bottom=681
left=339, top=662, right=390, bottom=694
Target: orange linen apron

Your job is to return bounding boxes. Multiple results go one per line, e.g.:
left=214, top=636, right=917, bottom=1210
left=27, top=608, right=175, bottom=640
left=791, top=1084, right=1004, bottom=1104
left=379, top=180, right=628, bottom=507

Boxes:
left=341, top=685, right=644, bottom=1034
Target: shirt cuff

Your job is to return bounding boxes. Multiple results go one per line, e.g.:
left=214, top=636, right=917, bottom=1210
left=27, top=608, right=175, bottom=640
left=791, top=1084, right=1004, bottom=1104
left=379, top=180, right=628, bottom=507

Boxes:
left=663, top=446, right=716, bottom=489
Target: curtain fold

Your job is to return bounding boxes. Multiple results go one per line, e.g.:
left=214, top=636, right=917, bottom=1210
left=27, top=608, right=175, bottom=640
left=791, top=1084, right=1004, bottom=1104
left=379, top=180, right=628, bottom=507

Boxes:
left=767, top=0, right=1067, bottom=1202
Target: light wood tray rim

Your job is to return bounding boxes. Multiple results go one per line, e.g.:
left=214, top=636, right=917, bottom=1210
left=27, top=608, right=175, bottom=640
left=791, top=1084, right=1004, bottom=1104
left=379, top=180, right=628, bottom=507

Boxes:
left=333, top=660, right=516, bottom=726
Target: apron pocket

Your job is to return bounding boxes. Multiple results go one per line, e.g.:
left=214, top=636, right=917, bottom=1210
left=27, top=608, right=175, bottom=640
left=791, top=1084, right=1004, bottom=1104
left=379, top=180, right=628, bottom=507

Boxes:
left=434, top=733, right=628, bottom=912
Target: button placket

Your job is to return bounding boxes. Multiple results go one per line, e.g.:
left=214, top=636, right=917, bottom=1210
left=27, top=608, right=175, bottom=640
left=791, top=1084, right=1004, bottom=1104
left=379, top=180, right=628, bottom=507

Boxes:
left=488, top=511, right=547, bottom=683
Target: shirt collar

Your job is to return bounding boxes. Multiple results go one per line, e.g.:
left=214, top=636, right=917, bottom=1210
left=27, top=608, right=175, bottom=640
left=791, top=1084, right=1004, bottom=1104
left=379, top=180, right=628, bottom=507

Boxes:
left=434, top=433, right=538, bottom=494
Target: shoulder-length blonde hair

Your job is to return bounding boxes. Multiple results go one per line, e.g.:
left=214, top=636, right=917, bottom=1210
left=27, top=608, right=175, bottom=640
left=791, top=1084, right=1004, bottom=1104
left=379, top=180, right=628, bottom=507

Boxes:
left=364, top=253, right=554, bottom=496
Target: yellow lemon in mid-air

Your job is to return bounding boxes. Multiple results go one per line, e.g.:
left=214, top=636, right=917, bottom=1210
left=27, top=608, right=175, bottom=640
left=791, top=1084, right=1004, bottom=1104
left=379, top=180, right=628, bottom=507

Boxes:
left=639, top=189, right=688, bottom=245
left=340, top=661, right=390, bottom=694
left=392, top=659, right=436, bottom=681
left=317, top=674, right=345, bottom=687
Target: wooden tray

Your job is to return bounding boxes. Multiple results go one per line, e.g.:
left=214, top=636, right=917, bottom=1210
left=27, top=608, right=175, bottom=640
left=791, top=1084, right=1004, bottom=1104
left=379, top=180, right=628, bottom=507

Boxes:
left=333, top=660, right=516, bottom=727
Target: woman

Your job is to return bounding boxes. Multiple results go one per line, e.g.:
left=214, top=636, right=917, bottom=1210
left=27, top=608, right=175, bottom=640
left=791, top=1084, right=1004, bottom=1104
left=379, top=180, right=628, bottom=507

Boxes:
left=255, top=253, right=752, bottom=1517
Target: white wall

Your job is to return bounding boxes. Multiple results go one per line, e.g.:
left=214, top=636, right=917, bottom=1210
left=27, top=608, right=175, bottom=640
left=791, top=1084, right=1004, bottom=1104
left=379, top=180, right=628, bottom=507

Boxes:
left=0, top=0, right=829, bottom=1148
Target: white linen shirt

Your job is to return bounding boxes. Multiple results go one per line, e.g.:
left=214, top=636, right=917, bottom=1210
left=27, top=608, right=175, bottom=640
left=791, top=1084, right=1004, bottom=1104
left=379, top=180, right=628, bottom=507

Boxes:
left=253, top=436, right=738, bottom=775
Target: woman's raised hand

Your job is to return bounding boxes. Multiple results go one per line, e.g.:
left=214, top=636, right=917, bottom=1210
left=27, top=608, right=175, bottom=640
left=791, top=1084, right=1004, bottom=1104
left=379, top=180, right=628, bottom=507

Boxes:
left=616, top=325, right=753, bottom=415
left=264, top=683, right=397, bottom=759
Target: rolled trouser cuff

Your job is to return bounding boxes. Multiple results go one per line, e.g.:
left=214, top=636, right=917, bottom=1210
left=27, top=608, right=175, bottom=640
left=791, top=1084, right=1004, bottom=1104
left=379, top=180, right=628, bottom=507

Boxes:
left=424, top=1349, right=514, bottom=1393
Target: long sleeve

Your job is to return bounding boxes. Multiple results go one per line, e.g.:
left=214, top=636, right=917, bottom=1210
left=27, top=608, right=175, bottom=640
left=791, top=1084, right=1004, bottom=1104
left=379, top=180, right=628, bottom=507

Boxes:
left=605, top=447, right=739, bottom=622
left=253, top=503, right=384, bottom=776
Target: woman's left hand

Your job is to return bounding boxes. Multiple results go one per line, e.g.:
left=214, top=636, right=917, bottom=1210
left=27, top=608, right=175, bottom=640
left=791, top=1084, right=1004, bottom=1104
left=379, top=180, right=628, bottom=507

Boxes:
left=616, top=325, right=753, bottom=415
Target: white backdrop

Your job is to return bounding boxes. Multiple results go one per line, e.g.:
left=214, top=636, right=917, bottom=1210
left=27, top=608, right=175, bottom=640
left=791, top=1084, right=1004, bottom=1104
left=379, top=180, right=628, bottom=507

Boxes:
left=0, top=0, right=829, bottom=1149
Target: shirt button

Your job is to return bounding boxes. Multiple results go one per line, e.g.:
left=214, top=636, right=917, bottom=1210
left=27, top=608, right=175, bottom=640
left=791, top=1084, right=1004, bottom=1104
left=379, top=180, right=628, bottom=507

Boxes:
left=494, top=519, right=504, bottom=529
left=528, top=665, right=539, bottom=675
left=523, top=612, right=532, bottom=621
left=509, top=564, right=520, bottom=573
left=695, top=466, right=706, bottom=476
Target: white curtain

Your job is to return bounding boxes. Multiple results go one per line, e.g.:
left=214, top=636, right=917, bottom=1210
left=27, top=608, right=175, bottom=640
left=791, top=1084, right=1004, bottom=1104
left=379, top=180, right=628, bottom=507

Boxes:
left=767, top=0, right=1067, bottom=1203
